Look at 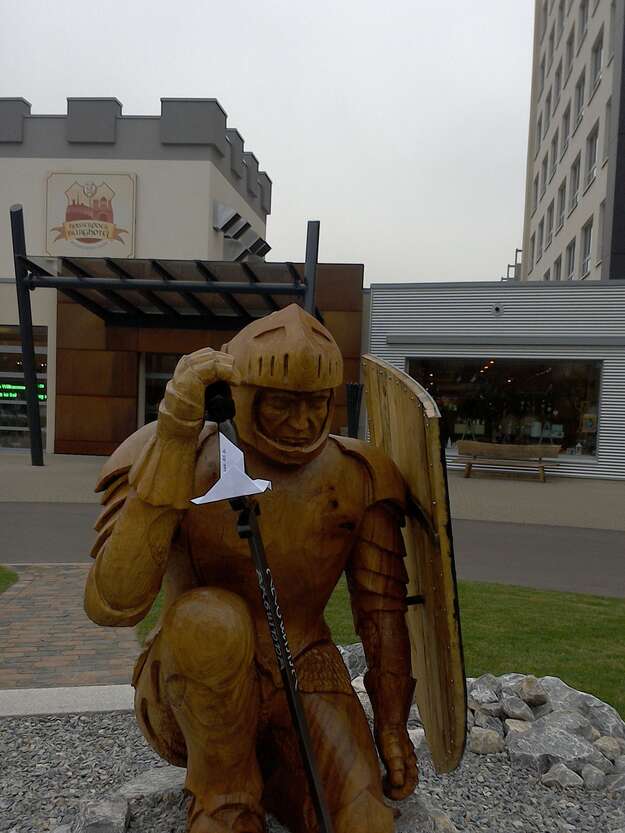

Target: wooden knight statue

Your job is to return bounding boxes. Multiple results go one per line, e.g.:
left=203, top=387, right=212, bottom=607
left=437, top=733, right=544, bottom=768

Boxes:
left=84, top=303, right=465, bottom=833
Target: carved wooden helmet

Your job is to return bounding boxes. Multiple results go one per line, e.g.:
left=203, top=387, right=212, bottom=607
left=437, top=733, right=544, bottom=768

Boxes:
left=222, top=304, right=343, bottom=464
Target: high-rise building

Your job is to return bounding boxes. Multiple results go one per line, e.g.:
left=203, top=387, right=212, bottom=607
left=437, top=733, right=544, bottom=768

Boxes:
left=521, top=0, right=625, bottom=281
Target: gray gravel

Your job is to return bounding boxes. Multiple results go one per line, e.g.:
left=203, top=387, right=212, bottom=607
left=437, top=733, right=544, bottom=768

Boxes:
left=2, top=712, right=625, bottom=833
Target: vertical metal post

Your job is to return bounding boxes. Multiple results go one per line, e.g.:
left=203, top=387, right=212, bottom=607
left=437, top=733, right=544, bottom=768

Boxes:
left=346, top=382, right=364, bottom=439
left=10, top=205, right=44, bottom=466
left=303, top=220, right=320, bottom=314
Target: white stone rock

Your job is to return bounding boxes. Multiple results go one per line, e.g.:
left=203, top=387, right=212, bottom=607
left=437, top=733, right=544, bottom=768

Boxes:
left=474, top=711, right=504, bottom=736
left=431, top=810, right=459, bottom=832
left=505, top=719, right=532, bottom=735
left=516, top=675, right=548, bottom=706
left=75, top=797, right=129, bottom=833
left=537, top=709, right=594, bottom=741
left=338, top=643, right=367, bottom=679
left=498, top=672, right=526, bottom=689
left=539, top=676, right=625, bottom=739
left=541, top=762, right=584, bottom=789
left=532, top=702, right=553, bottom=719
left=581, top=763, right=606, bottom=790
left=506, top=723, right=613, bottom=774
left=472, top=701, right=504, bottom=718
left=468, top=726, right=504, bottom=755
left=606, top=773, right=625, bottom=795
left=502, top=695, right=534, bottom=722
left=614, top=755, right=625, bottom=773
left=351, top=675, right=366, bottom=695
left=408, top=727, right=427, bottom=753
left=594, top=735, right=622, bottom=763
left=117, top=765, right=186, bottom=801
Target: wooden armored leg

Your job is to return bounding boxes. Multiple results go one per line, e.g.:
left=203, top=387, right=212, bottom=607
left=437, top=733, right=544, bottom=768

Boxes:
left=156, top=588, right=264, bottom=832
left=464, top=462, right=472, bottom=478
left=262, top=686, right=394, bottom=833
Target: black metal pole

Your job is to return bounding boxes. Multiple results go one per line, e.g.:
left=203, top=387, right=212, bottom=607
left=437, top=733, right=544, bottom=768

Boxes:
left=10, top=205, right=44, bottom=466
left=204, top=384, right=334, bottom=833
left=303, top=220, right=320, bottom=314
left=25, top=275, right=306, bottom=296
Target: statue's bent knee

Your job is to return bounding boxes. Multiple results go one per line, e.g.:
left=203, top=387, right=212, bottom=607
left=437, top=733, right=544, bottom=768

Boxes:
left=160, top=588, right=255, bottom=687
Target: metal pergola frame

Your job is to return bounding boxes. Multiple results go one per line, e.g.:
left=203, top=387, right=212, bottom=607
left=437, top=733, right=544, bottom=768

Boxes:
left=9, top=204, right=322, bottom=466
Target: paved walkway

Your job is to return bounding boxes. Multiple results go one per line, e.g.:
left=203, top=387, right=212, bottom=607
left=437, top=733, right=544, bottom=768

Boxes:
left=0, top=564, right=139, bottom=690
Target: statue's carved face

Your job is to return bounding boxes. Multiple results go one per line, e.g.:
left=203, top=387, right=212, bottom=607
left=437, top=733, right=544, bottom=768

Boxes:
left=256, top=389, right=332, bottom=447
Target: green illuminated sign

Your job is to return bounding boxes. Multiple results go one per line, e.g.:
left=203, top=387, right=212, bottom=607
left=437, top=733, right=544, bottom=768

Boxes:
left=0, top=382, right=47, bottom=401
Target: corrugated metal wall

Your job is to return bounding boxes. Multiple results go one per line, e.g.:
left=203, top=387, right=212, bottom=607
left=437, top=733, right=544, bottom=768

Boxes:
left=368, top=282, right=625, bottom=479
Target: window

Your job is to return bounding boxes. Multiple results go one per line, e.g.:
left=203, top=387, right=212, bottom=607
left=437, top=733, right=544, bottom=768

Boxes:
left=550, top=130, right=559, bottom=178
left=407, top=357, right=601, bottom=456
left=544, top=268, right=551, bottom=281
left=557, top=0, right=565, bottom=41
left=597, top=200, right=605, bottom=263
left=566, top=26, right=576, bottom=76
left=537, top=218, right=545, bottom=260
left=545, top=90, right=552, bottom=131
left=539, top=54, right=546, bottom=95
left=603, top=97, right=612, bottom=160
left=591, top=29, right=603, bottom=88
left=578, top=0, right=589, bottom=44
left=536, top=113, right=543, bottom=149
left=585, top=122, right=599, bottom=186
left=546, top=200, right=555, bottom=246
left=574, top=69, right=586, bottom=124
left=570, top=154, right=581, bottom=209
left=548, top=25, right=556, bottom=68
left=566, top=236, right=576, bottom=278
left=541, top=153, right=549, bottom=196
left=145, top=354, right=181, bottom=424
left=581, top=218, right=593, bottom=276
left=554, top=254, right=563, bottom=280
left=529, top=233, right=536, bottom=271
left=554, top=60, right=563, bottom=104
left=0, top=326, right=48, bottom=449
left=557, top=179, right=567, bottom=228
left=561, top=102, right=571, bottom=154
left=532, top=174, right=540, bottom=213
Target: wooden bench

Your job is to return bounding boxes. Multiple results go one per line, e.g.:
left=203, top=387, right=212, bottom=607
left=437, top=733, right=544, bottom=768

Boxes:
left=456, top=441, right=561, bottom=483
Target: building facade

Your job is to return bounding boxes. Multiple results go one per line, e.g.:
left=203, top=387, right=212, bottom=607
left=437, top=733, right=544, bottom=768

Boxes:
left=521, top=0, right=625, bottom=282
left=0, top=97, right=365, bottom=456
left=369, top=281, right=625, bottom=479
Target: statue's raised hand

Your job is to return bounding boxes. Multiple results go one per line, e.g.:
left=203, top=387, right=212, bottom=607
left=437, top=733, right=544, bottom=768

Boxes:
left=159, top=349, right=242, bottom=431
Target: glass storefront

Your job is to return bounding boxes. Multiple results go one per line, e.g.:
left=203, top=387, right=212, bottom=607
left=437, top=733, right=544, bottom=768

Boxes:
left=0, top=325, right=47, bottom=449
left=407, top=356, right=601, bottom=456
left=144, top=353, right=181, bottom=424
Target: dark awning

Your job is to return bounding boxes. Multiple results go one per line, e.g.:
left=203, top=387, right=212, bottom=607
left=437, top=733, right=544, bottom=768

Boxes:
left=19, top=254, right=317, bottom=330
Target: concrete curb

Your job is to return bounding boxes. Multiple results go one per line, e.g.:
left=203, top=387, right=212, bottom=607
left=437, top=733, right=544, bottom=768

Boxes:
left=0, top=684, right=134, bottom=717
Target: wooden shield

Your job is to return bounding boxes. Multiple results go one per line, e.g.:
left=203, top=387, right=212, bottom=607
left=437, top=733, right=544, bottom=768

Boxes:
left=361, top=354, right=466, bottom=773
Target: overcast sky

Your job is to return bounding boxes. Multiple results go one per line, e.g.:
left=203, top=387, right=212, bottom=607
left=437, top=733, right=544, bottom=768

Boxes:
left=1, top=0, right=533, bottom=285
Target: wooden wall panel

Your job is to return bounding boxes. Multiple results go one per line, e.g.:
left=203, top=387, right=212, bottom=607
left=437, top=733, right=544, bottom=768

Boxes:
left=57, top=301, right=107, bottom=350
left=57, top=350, right=137, bottom=397
left=137, top=328, right=231, bottom=354
left=315, top=265, right=364, bottom=312
left=56, top=395, right=137, bottom=443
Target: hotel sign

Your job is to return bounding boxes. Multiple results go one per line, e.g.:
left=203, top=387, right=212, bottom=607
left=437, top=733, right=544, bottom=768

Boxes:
left=45, top=172, right=136, bottom=257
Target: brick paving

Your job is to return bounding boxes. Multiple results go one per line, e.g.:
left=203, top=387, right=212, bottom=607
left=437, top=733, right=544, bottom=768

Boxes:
left=0, top=564, right=140, bottom=689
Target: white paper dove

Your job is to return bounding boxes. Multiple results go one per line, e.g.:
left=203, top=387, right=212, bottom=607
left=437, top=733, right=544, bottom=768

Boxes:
left=191, top=432, right=272, bottom=505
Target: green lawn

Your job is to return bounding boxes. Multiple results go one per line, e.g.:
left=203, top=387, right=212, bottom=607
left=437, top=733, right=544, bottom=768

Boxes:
left=0, top=565, right=18, bottom=594
left=136, top=578, right=625, bottom=716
